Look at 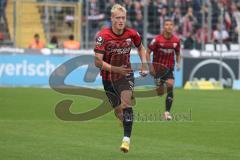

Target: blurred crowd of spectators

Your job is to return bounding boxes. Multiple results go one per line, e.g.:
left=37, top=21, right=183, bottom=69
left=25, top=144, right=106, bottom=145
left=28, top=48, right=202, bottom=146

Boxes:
left=83, top=0, right=240, bottom=49
left=28, top=33, right=80, bottom=50
left=1, top=0, right=240, bottom=50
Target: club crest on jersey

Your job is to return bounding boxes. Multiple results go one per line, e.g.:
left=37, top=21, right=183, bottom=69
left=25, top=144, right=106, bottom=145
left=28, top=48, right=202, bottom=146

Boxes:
left=96, top=36, right=104, bottom=46
left=173, top=43, right=177, bottom=48
left=126, top=38, right=132, bottom=45
left=150, top=39, right=156, bottom=45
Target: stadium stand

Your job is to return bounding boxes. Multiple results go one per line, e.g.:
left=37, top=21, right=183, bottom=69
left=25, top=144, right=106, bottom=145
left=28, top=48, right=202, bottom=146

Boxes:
left=6, top=0, right=46, bottom=48
left=1, top=0, right=240, bottom=49
left=80, top=0, right=240, bottom=49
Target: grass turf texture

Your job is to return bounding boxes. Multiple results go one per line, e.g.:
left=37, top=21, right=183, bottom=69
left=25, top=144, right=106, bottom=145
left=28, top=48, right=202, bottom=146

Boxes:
left=0, top=88, right=240, bottom=160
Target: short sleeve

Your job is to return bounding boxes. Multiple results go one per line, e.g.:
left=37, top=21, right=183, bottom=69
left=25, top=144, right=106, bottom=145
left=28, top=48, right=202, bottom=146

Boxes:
left=148, top=38, right=156, bottom=51
left=94, top=34, right=105, bottom=54
left=132, top=31, right=142, bottom=48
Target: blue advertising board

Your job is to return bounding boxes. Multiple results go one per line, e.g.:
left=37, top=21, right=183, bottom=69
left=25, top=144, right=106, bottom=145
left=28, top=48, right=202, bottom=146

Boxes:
left=0, top=54, right=183, bottom=87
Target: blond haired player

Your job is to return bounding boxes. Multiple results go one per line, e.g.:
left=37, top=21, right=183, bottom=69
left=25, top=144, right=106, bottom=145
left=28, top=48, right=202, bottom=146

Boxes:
left=95, top=4, right=148, bottom=153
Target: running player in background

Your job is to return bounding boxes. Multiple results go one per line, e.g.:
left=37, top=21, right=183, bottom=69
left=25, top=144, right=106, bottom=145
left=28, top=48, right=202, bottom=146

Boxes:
left=94, top=4, right=148, bottom=153
left=146, top=19, right=181, bottom=120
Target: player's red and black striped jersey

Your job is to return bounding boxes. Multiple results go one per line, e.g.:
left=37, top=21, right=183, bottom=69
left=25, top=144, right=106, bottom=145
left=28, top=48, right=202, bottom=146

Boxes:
left=94, top=27, right=142, bottom=81
left=148, top=34, right=180, bottom=70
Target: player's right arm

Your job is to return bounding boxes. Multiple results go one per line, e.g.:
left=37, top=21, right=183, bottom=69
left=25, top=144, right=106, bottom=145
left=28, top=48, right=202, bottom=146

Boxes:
left=95, top=53, right=131, bottom=76
left=94, top=53, right=111, bottom=71
left=94, top=34, right=131, bottom=76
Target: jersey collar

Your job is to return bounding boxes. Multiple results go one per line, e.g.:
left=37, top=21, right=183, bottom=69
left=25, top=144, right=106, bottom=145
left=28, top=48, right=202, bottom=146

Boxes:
left=110, top=27, right=126, bottom=37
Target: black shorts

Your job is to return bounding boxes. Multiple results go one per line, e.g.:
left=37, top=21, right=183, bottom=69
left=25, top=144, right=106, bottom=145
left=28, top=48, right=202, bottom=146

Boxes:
left=103, top=74, right=134, bottom=108
left=155, top=69, right=174, bottom=86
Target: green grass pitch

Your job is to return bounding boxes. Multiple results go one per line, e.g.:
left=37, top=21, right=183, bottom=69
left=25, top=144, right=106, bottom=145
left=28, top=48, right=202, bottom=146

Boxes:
left=0, top=88, right=240, bottom=160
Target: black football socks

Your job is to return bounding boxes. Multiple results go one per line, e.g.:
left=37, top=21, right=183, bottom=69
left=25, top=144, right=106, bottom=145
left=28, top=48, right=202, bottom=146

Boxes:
left=123, top=107, right=133, bottom=138
left=166, top=92, right=173, bottom=112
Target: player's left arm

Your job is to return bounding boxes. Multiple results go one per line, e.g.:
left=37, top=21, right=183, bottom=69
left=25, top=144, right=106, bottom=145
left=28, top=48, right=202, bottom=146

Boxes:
left=176, top=53, right=181, bottom=70
left=133, top=31, right=148, bottom=76
left=137, top=43, right=147, bottom=65
left=137, top=43, right=149, bottom=76
left=175, top=40, right=181, bottom=71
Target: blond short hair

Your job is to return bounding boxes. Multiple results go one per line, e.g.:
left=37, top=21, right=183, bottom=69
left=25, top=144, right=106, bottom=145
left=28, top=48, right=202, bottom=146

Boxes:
left=111, top=4, right=127, bottom=15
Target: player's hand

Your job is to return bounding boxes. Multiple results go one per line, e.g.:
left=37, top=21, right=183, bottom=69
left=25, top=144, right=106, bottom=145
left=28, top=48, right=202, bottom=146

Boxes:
left=139, top=63, right=149, bottom=77
left=176, top=63, right=181, bottom=71
left=112, top=65, right=132, bottom=76
left=149, top=64, right=156, bottom=77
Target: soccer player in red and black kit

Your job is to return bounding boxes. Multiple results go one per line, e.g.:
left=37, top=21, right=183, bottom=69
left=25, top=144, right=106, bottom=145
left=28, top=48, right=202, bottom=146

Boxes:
left=146, top=19, right=181, bottom=120
left=94, top=4, right=148, bottom=153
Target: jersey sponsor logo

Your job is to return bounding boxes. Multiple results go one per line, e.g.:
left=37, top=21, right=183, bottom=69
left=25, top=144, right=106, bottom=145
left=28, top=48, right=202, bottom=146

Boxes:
left=96, top=36, right=104, bottom=46
left=158, top=48, right=175, bottom=54
left=106, top=40, right=132, bottom=54
left=108, top=47, right=131, bottom=54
